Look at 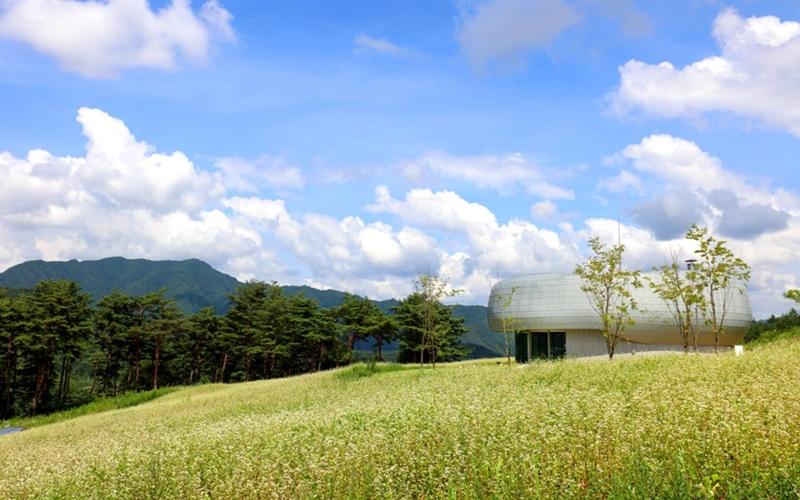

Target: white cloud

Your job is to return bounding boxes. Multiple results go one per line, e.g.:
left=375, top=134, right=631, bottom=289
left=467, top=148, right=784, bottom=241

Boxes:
left=0, top=107, right=262, bottom=276
left=224, top=195, right=441, bottom=280
left=214, top=155, right=305, bottom=194
left=353, top=34, right=407, bottom=56
left=598, top=134, right=800, bottom=317
left=582, top=215, right=800, bottom=319
left=610, top=7, right=800, bottom=136
left=531, top=200, right=557, bottom=219
left=0, top=0, right=234, bottom=78
left=597, top=169, right=642, bottom=194
left=222, top=197, right=291, bottom=223
left=456, top=0, right=582, bottom=68
left=2, top=108, right=797, bottom=316
left=401, top=150, right=574, bottom=199
left=607, top=134, right=793, bottom=209
left=0, top=107, right=223, bottom=222
left=367, top=186, right=580, bottom=277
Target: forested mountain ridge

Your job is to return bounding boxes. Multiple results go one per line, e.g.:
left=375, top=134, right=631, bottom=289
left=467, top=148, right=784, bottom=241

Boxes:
left=0, top=257, right=503, bottom=356
left=0, top=257, right=239, bottom=313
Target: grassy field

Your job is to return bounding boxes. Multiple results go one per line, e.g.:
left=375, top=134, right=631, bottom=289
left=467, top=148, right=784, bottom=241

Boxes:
left=1, top=387, right=179, bottom=430
left=1, top=334, right=799, bottom=498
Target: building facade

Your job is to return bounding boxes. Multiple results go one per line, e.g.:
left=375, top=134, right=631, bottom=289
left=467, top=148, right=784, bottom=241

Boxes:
left=487, top=273, right=753, bottom=360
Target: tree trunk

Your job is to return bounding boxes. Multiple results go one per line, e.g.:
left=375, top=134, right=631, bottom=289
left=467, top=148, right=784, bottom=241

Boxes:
left=32, top=360, right=51, bottom=416
left=221, top=352, right=228, bottom=382
left=152, top=343, right=160, bottom=390
left=419, top=331, right=425, bottom=367
left=3, top=336, right=13, bottom=416
left=504, top=330, right=511, bottom=366
left=60, top=357, right=72, bottom=402
left=57, top=356, right=67, bottom=401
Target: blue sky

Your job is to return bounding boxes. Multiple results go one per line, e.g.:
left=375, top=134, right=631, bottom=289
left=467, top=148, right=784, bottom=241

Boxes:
left=1, top=0, right=799, bottom=317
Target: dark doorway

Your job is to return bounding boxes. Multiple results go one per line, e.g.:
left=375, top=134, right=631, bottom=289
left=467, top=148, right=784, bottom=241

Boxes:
left=517, top=331, right=567, bottom=361
left=550, top=332, right=566, bottom=358
left=532, top=332, right=548, bottom=359
left=514, top=333, right=527, bottom=363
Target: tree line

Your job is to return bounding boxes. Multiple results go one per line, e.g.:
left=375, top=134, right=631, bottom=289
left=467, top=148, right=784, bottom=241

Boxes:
left=0, top=275, right=467, bottom=418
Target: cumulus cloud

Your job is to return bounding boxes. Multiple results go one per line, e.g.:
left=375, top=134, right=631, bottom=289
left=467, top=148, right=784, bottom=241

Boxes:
left=353, top=34, right=407, bottom=57
left=604, top=134, right=796, bottom=242
left=597, top=134, right=800, bottom=317
left=0, top=107, right=267, bottom=278
left=367, top=185, right=580, bottom=277
left=610, top=7, right=800, bottom=135
left=456, top=0, right=582, bottom=69
left=631, top=190, right=708, bottom=240
left=1, top=107, right=223, bottom=220
left=224, top=195, right=441, bottom=279
left=610, top=134, right=736, bottom=192
left=0, top=107, right=450, bottom=297
left=2, top=108, right=797, bottom=314
left=583, top=214, right=800, bottom=319
left=214, top=155, right=305, bottom=194
left=401, top=150, right=574, bottom=199
left=708, top=189, right=791, bottom=240
left=0, top=0, right=234, bottom=78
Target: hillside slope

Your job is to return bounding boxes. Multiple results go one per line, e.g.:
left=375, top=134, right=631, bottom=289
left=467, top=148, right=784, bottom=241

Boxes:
left=0, top=257, right=504, bottom=356
left=1, top=338, right=798, bottom=498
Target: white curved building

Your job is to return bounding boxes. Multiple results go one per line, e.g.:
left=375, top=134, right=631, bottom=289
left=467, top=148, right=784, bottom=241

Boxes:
left=487, top=273, right=753, bottom=360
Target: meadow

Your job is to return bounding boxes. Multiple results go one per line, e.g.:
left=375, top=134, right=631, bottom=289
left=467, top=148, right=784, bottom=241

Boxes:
left=1, top=333, right=799, bottom=498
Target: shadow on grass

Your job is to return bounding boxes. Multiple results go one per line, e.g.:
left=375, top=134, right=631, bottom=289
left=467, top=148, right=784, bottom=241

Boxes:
left=2, top=387, right=180, bottom=430
left=335, top=362, right=408, bottom=381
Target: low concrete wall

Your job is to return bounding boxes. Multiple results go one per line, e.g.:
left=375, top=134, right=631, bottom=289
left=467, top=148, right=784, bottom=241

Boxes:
left=565, top=330, right=731, bottom=358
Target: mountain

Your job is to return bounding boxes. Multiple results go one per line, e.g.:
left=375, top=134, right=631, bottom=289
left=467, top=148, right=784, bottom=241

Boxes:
left=0, top=257, right=241, bottom=313
left=0, top=257, right=504, bottom=357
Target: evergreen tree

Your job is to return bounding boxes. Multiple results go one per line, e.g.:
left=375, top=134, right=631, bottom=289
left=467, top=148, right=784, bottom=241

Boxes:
left=178, top=307, right=222, bottom=384
left=395, top=292, right=467, bottom=364
left=140, top=292, right=184, bottom=390
left=336, top=294, right=397, bottom=361
left=336, top=294, right=376, bottom=358
left=92, top=291, right=138, bottom=395
left=363, top=313, right=397, bottom=362
left=0, top=289, right=22, bottom=417
left=226, top=281, right=272, bottom=381
left=17, top=281, right=92, bottom=414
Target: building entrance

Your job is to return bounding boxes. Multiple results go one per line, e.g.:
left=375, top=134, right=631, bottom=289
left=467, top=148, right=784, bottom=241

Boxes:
left=514, top=331, right=566, bottom=362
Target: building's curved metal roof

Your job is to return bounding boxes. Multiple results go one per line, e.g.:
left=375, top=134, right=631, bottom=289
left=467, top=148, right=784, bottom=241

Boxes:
left=487, top=273, right=752, bottom=346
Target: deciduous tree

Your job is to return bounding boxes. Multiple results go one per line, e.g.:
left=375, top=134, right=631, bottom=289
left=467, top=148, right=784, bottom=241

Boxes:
left=575, top=237, right=642, bottom=360
left=490, top=285, right=518, bottom=365
left=648, top=254, right=705, bottom=353
left=686, top=224, right=751, bottom=353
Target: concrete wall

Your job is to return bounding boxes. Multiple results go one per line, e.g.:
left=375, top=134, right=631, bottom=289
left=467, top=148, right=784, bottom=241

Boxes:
left=564, top=331, right=727, bottom=358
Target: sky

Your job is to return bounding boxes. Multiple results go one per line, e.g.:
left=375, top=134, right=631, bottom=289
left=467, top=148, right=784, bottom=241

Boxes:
left=0, top=0, right=799, bottom=317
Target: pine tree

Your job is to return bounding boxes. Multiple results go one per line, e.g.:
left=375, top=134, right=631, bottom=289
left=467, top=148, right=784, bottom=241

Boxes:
left=395, top=292, right=467, bottom=364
